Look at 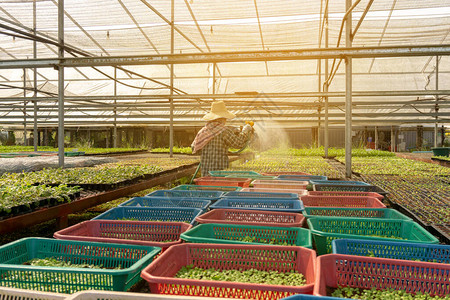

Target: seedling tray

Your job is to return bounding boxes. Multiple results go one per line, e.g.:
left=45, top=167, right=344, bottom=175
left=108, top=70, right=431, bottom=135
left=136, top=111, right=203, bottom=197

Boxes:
left=307, top=217, right=439, bottom=255
left=146, top=189, right=223, bottom=200
left=307, top=191, right=384, bottom=200
left=241, top=187, right=307, bottom=197
left=119, top=197, right=211, bottom=210
left=92, top=207, right=203, bottom=225
left=252, top=180, right=308, bottom=190
left=180, top=223, right=312, bottom=248
left=210, top=198, right=305, bottom=213
left=260, top=172, right=311, bottom=176
left=171, top=184, right=242, bottom=192
left=302, top=207, right=411, bottom=220
left=141, top=243, right=317, bottom=299
left=301, top=195, right=385, bottom=208
left=332, top=238, right=450, bottom=263
left=313, top=184, right=388, bottom=196
left=196, top=209, right=306, bottom=227
left=194, top=177, right=252, bottom=187
left=0, top=237, right=160, bottom=293
left=309, top=180, right=369, bottom=186
left=277, top=175, right=328, bottom=181
left=223, top=191, right=299, bottom=200
left=314, top=254, right=450, bottom=297
left=54, top=220, right=192, bottom=250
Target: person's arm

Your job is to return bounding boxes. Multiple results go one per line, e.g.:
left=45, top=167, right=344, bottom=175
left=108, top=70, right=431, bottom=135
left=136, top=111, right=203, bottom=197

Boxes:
left=222, top=125, right=252, bottom=149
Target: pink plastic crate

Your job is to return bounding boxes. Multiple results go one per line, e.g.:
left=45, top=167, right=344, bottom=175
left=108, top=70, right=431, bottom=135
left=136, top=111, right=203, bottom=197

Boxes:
left=314, top=254, right=450, bottom=297
left=308, top=191, right=384, bottom=200
left=194, top=177, right=252, bottom=187
left=251, top=180, right=308, bottom=190
left=54, top=220, right=192, bottom=250
left=195, top=208, right=306, bottom=227
left=141, top=243, right=317, bottom=299
left=241, top=187, right=307, bottom=197
left=300, top=195, right=386, bottom=208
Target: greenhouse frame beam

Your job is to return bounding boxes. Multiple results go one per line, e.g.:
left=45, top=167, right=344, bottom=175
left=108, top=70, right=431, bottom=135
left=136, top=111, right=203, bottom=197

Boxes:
left=7, top=112, right=450, bottom=119
left=2, top=90, right=447, bottom=101
left=1, top=45, right=450, bottom=69
left=2, top=119, right=447, bottom=126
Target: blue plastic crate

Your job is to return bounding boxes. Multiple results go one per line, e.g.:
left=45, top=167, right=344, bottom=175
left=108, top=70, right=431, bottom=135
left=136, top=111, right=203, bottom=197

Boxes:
left=119, top=197, right=211, bottom=210
left=223, top=191, right=299, bottom=200
left=332, top=238, right=450, bottom=263
left=277, top=175, right=328, bottom=181
left=210, top=198, right=305, bottom=213
left=146, top=189, right=223, bottom=200
left=93, top=207, right=203, bottom=225
left=310, top=180, right=369, bottom=186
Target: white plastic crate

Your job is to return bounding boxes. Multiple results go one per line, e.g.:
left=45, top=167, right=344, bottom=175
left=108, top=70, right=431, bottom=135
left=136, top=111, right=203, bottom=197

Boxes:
left=67, top=290, right=222, bottom=300
left=0, top=287, right=66, bottom=300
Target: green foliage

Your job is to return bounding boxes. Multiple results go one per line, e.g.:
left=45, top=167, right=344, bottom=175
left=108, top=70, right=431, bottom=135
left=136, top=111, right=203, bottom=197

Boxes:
left=0, top=184, right=81, bottom=213
left=232, top=153, right=340, bottom=177
left=150, top=146, right=193, bottom=154
left=0, top=146, right=144, bottom=154
left=265, top=147, right=395, bottom=157
left=433, top=156, right=450, bottom=161
left=175, top=265, right=306, bottom=286
left=337, top=156, right=450, bottom=176
left=27, top=258, right=110, bottom=269
left=0, top=165, right=163, bottom=185
left=331, top=286, right=450, bottom=299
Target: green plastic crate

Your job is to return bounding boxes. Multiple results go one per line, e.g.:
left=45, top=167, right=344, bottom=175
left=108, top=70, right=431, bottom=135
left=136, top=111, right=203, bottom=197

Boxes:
left=171, top=184, right=242, bottom=192
left=307, top=217, right=439, bottom=255
left=181, top=223, right=312, bottom=248
left=302, top=207, right=412, bottom=220
left=0, top=238, right=161, bottom=294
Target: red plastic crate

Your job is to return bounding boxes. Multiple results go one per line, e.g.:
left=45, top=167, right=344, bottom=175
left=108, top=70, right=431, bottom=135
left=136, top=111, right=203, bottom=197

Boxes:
left=314, top=254, right=450, bottom=297
left=54, top=220, right=192, bottom=250
left=308, top=191, right=384, bottom=200
left=252, top=180, right=308, bottom=190
left=194, top=177, right=252, bottom=187
left=300, top=195, right=386, bottom=208
left=195, top=208, right=306, bottom=227
left=241, top=188, right=307, bottom=197
left=261, top=172, right=311, bottom=176
left=141, top=243, right=317, bottom=299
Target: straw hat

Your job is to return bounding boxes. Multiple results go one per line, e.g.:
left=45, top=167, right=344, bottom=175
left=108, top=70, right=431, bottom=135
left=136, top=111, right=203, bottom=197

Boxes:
left=202, top=101, right=236, bottom=121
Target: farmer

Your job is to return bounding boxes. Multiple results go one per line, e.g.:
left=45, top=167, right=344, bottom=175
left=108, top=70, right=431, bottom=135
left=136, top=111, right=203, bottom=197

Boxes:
left=191, top=101, right=253, bottom=176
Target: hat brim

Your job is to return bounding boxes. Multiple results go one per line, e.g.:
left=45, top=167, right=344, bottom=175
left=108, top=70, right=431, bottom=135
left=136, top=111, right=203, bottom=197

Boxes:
left=202, top=111, right=236, bottom=121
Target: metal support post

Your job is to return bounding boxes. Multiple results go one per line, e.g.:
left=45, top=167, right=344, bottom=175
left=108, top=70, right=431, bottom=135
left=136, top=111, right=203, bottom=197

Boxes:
left=324, top=6, right=329, bottom=157
left=374, top=126, right=378, bottom=150
left=113, top=67, right=117, bottom=148
left=434, top=55, right=439, bottom=147
left=390, top=126, right=396, bottom=152
left=57, top=0, right=64, bottom=167
left=345, top=0, right=353, bottom=178
left=317, top=59, right=321, bottom=147
left=212, top=63, right=216, bottom=95
left=23, top=68, right=27, bottom=146
left=169, top=0, right=174, bottom=157
left=33, top=0, right=38, bottom=151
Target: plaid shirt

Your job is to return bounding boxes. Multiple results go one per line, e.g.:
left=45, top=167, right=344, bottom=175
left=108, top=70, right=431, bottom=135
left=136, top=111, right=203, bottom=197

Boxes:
left=200, top=126, right=250, bottom=176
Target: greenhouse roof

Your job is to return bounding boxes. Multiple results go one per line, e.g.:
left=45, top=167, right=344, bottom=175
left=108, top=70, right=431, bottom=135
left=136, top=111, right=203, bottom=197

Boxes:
left=0, top=0, right=449, bottom=127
